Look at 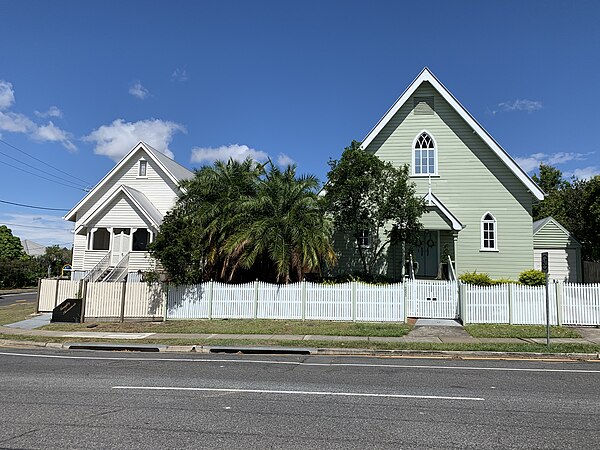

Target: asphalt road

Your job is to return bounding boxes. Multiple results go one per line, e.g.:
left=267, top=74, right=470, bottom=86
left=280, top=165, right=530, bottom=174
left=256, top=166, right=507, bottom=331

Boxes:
left=0, top=349, right=599, bottom=449
left=0, top=292, right=37, bottom=307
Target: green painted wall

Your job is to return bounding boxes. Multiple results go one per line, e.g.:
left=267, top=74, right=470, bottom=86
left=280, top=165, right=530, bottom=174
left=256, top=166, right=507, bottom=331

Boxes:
left=338, top=82, right=537, bottom=280
left=533, top=219, right=581, bottom=249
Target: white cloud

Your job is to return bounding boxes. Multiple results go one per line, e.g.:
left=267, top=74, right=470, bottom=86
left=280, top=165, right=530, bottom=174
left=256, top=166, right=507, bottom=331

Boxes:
left=0, top=81, right=76, bottom=152
left=34, top=106, right=63, bottom=118
left=276, top=153, right=296, bottom=167
left=0, top=80, right=15, bottom=110
left=171, top=68, right=190, bottom=82
left=493, top=99, right=542, bottom=115
left=1, top=213, right=73, bottom=246
left=32, top=121, right=77, bottom=152
left=0, top=111, right=36, bottom=133
left=128, top=80, right=150, bottom=99
left=566, top=166, right=599, bottom=181
left=190, top=144, right=268, bottom=165
left=85, top=118, right=186, bottom=161
left=515, top=152, right=586, bottom=173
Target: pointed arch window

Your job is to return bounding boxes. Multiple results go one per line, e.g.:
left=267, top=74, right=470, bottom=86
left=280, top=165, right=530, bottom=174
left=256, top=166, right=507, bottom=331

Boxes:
left=413, top=131, right=437, bottom=176
left=481, top=212, right=497, bottom=251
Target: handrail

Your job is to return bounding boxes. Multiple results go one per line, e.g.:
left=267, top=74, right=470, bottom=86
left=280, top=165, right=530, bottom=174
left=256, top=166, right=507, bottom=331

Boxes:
left=447, top=255, right=457, bottom=281
left=83, top=252, right=111, bottom=282
left=104, top=252, right=130, bottom=282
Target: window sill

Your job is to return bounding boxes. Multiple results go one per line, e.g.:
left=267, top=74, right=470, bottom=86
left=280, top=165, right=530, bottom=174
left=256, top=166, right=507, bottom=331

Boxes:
left=411, top=174, right=440, bottom=178
left=136, top=176, right=148, bottom=179
left=479, top=248, right=499, bottom=252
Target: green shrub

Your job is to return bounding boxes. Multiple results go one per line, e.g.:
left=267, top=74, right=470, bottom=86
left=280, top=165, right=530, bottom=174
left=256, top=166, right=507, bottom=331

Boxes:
left=492, top=278, right=515, bottom=285
left=518, top=269, right=546, bottom=286
left=459, top=272, right=494, bottom=286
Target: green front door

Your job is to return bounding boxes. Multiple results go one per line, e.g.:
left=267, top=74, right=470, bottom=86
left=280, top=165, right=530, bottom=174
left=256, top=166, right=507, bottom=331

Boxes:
left=414, top=231, right=438, bottom=278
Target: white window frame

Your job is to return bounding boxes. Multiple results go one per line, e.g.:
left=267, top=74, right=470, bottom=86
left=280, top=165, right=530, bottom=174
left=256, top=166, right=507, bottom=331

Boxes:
left=138, top=159, right=148, bottom=178
left=412, top=130, right=438, bottom=177
left=357, top=229, right=370, bottom=248
left=480, top=212, right=498, bottom=251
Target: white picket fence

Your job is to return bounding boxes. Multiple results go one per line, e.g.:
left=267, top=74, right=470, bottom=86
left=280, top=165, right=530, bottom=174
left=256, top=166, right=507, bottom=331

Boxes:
left=36, top=279, right=600, bottom=325
left=167, top=281, right=405, bottom=322
left=464, top=283, right=600, bottom=326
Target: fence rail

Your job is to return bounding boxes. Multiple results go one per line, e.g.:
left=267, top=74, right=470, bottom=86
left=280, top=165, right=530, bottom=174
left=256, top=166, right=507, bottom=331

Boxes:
left=36, top=279, right=600, bottom=326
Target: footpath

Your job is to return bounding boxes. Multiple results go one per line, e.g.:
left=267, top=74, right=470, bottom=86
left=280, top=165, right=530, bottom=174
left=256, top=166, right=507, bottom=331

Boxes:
left=1, top=316, right=600, bottom=360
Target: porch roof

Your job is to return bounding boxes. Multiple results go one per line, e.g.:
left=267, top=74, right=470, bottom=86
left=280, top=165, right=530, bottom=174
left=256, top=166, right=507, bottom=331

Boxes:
left=423, top=192, right=463, bottom=231
left=74, top=184, right=163, bottom=233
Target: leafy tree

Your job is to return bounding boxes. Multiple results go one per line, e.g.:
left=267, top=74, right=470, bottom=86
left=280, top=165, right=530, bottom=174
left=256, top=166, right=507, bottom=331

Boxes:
left=324, top=141, right=425, bottom=277
left=533, top=164, right=600, bottom=262
left=0, top=257, right=40, bottom=288
left=0, top=225, right=25, bottom=259
left=36, top=245, right=72, bottom=277
left=150, top=159, right=335, bottom=283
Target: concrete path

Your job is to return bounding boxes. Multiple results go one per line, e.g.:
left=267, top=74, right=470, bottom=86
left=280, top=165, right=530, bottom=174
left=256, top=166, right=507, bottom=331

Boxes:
left=4, top=314, right=52, bottom=330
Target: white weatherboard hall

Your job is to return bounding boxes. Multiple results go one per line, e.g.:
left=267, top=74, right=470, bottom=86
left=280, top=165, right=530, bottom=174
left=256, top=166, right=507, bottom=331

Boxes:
left=65, top=142, right=193, bottom=282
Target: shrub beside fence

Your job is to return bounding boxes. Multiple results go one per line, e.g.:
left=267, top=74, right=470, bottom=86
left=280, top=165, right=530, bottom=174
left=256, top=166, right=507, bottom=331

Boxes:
left=36, top=279, right=600, bottom=326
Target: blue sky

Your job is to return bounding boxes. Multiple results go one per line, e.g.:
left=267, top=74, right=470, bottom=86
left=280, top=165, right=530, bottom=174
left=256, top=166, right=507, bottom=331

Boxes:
left=1, top=0, right=599, bottom=246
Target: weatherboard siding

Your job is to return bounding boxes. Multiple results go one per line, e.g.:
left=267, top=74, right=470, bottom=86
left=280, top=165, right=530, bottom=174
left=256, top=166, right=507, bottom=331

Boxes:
left=533, top=220, right=579, bottom=249
left=90, top=195, right=153, bottom=229
left=534, top=249, right=579, bottom=282
left=74, top=148, right=181, bottom=229
left=361, top=82, right=534, bottom=279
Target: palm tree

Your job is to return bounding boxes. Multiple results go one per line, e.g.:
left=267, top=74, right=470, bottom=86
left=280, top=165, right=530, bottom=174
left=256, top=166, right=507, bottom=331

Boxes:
left=224, top=165, right=336, bottom=283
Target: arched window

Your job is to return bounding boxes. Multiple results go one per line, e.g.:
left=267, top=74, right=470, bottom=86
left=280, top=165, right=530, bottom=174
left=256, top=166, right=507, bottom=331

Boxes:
left=481, top=212, right=497, bottom=250
left=132, top=228, right=151, bottom=251
left=413, top=131, right=437, bottom=176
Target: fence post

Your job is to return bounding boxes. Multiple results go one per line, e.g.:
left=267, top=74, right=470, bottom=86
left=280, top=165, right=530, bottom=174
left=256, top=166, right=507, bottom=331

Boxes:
left=53, top=279, right=60, bottom=308
left=351, top=281, right=357, bottom=322
left=34, top=278, right=41, bottom=313
left=555, top=281, right=563, bottom=326
left=119, top=280, right=127, bottom=323
left=403, top=281, right=408, bottom=323
left=80, top=281, right=88, bottom=323
left=458, top=283, right=467, bottom=324
left=254, top=280, right=259, bottom=319
left=208, top=281, right=214, bottom=320
left=162, top=283, right=168, bottom=322
left=508, top=283, right=514, bottom=325
left=301, top=280, right=307, bottom=321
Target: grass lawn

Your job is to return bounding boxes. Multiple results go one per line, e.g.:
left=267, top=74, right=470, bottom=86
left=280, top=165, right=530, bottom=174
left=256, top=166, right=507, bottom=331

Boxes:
left=465, top=323, right=581, bottom=339
left=0, top=303, right=35, bottom=326
left=41, top=319, right=413, bottom=337
left=1, top=333, right=599, bottom=354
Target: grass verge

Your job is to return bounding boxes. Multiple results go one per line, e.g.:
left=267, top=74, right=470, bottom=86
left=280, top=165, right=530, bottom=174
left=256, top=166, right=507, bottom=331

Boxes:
left=0, top=304, right=35, bottom=325
left=41, top=319, right=413, bottom=337
left=465, top=324, right=581, bottom=339
left=2, top=333, right=599, bottom=354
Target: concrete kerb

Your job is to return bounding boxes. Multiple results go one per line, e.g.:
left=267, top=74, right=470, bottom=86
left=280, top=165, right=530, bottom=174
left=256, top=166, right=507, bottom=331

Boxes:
left=1, top=338, right=600, bottom=361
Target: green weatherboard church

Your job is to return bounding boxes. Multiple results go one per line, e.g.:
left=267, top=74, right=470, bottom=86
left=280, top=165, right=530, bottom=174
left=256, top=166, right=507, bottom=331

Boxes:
left=333, top=68, right=545, bottom=280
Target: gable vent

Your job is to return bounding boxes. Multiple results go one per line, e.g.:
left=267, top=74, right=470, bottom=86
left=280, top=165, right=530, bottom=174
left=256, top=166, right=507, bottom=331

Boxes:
left=414, top=96, right=434, bottom=115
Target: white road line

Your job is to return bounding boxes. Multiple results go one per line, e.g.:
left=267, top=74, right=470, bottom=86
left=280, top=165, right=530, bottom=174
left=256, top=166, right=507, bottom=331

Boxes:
left=112, top=386, right=484, bottom=401
left=1, top=351, right=599, bottom=373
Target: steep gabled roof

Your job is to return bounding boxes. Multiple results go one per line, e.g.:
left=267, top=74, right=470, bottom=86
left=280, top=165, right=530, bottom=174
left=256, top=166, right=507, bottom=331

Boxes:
left=65, top=141, right=193, bottom=222
left=360, top=68, right=544, bottom=201
left=533, top=216, right=579, bottom=241
left=74, top=185, right=163, bottom=233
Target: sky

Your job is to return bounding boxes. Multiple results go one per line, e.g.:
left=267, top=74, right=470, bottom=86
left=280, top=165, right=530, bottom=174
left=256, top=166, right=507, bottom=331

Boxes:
left=0, top=0, right=599, bottom=247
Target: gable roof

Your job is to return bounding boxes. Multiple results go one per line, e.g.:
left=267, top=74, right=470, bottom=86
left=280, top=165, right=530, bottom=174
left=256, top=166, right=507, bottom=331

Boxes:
left=20, top=239, right=46, bottom=256
left=424, top=192, right=463, bottom=231
left=533, top=216, right=579, bottom=241
left=74, top=185, right=163, bottom=233
left=360, top=68, right=545, bottom=201
left=65, top=141, right=194, bottom=222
